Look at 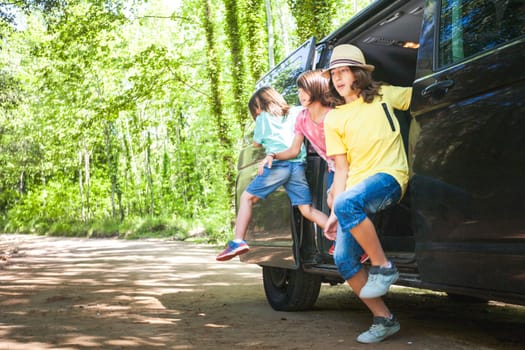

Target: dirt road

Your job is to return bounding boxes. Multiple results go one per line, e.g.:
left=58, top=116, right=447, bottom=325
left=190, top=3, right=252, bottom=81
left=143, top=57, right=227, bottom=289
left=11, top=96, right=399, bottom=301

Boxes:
left=0, top=234, right=524, bottom=350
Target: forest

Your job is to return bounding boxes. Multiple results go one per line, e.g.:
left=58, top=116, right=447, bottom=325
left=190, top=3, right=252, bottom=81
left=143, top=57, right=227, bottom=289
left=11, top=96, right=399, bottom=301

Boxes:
left=0, top=0, right=372, bottom=242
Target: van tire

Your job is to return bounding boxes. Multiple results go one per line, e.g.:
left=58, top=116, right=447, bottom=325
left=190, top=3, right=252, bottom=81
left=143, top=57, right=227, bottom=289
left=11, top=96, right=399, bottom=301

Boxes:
left=262, top=266, right=322, bottom=311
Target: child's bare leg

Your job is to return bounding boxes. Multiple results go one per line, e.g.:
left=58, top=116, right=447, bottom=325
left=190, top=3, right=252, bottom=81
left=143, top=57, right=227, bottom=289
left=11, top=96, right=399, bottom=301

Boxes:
left=347, top=269, right=392, bottom=318
left=234, top=191, right=259, bottom=240
left=349, top=217, right=387, bottom=267
left=297, top=204, right=328, bottom=229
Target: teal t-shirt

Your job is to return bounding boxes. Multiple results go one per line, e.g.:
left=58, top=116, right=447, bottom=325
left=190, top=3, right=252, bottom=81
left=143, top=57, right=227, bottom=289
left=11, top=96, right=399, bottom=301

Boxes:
left=253, top=108, right=306, bottom=162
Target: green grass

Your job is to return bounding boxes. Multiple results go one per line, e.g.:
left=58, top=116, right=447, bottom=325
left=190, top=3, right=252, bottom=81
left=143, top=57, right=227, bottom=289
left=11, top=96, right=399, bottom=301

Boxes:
left=0, top=214, right=231, bottom=243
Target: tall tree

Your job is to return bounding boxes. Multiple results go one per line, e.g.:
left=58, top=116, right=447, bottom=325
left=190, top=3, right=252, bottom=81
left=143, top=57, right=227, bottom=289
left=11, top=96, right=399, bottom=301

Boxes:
left=265, top=0, right=275, bottom=68
left=35, top=1, right=132, bottom=221
left=223, top=0, right=250, bottom=131
left=243, top=0, right=269, bottom=83
left=0, top=0, right=376, bottom=239
left=202, top=0, right=235, bottom=191
left=288, top=0, right=337, bottom=42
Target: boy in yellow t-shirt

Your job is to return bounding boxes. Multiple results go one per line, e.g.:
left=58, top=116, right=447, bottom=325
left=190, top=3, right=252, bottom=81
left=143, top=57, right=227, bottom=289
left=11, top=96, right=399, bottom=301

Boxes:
left=322, top=44, right=412, bottom=344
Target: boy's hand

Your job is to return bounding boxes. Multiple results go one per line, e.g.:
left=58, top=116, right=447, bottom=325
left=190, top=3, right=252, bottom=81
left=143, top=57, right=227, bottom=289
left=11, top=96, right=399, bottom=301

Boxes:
left=323, top=213, right=338, bottom=241
left=257, top=155, right=274, bottom=175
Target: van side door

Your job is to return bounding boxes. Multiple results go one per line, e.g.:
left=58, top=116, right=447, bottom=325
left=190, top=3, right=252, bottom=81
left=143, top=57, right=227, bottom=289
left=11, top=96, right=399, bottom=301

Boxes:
left=410, top=0, right=525, bottom=301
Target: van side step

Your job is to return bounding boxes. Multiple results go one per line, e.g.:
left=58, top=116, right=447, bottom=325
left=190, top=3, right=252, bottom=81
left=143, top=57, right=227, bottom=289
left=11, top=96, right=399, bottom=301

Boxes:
left=303, top=252, right=419, bottom=278
left=303, top=264, right=341, bottom=278
left=388, top=251, right=418, bottom=274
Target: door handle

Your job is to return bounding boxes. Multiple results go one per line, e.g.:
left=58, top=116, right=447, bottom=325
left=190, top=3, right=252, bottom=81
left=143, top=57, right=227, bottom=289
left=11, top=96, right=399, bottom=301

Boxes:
left=421, top=79, right=455, bottom=98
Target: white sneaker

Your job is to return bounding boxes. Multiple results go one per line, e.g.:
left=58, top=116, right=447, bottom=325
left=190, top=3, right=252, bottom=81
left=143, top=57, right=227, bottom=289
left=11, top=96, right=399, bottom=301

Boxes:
left=357, top=316, right=400, bottom=343
left=359, top=264, right=399, bottom=298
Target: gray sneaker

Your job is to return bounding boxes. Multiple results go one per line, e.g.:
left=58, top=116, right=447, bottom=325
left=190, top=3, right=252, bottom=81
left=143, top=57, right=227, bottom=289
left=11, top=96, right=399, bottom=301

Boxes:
left=359, top=264, right=399, bottom=298
left=357, top=316, right=400, bottom=343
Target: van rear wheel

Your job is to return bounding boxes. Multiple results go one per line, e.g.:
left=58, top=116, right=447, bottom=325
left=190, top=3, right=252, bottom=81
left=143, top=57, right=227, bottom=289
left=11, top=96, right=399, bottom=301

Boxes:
left=262, top=266, right=321, bottom=311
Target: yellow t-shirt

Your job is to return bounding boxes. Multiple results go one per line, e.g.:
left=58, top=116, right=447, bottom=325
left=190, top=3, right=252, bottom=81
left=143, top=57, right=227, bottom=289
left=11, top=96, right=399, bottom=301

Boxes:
left=324, top=85, right=412, bottom=194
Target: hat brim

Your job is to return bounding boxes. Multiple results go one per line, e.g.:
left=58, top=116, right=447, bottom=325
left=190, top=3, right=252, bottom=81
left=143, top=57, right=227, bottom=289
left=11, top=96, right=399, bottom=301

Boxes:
left=321, top=62, right=375, bottom=79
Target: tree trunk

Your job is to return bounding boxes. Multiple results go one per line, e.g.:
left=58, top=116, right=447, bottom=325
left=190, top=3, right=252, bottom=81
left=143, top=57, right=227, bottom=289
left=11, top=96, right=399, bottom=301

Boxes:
left=223, top=0, right=249, bottom=130
left=244, top=0, right=269, bottom=85
left=145, top=130, right=155, bottom=216
left=84, top=145, right=91, bottom=222
left=202, top=0, right=236, bottom=193
left=265, top=0, right=275, bottom=68
left=105, top=124, right=117, bottom=219
left=78, top=149, right=85, bottom=221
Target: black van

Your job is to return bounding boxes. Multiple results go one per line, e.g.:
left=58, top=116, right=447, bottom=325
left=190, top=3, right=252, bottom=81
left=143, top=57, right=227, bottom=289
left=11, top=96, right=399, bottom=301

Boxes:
left=236, top=0, right=525, bottom=311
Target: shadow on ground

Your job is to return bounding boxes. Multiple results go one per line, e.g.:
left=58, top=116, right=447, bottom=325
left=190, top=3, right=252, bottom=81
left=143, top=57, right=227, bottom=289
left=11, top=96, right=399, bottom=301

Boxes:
left=0, top=234, right=524, bottom=350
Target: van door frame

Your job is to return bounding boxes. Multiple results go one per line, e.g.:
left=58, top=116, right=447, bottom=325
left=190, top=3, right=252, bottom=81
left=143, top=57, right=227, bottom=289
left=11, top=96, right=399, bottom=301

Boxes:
left=239, top=37, right=318, bottom=269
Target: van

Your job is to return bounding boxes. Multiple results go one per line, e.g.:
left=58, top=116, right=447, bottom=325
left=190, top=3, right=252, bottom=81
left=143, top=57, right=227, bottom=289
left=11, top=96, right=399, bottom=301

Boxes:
left=236, top=0, right=525, bottom=311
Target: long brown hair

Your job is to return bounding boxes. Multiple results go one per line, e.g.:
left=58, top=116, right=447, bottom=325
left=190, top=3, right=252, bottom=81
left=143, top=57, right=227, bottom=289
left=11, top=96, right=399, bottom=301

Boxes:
left=296, top=70, right=332, bottom=107
left=248, top=86, right=290, bottom=120
left=329, top=67, right=384, bottom=106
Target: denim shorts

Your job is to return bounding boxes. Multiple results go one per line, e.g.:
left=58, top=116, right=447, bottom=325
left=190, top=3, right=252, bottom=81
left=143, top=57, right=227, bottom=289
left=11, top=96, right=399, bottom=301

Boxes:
left=332, top=172, right=401, bottom=280
left=327, top=170, right=335, bottom=189
left=246, top=161, right=312, bottom=206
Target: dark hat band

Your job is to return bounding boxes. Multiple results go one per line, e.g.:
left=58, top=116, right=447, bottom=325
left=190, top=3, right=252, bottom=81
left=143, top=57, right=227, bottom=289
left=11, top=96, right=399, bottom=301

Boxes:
left=330, top=58, right=365, bottom=67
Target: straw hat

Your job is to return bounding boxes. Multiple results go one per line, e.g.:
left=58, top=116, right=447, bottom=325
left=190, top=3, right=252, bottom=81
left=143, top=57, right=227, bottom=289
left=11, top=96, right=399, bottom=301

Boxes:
left=322, top=44, right=375, bottom=78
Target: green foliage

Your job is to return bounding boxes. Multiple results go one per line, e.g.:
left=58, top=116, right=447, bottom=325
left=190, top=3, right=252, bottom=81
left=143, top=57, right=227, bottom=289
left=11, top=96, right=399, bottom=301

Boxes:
left=1, top=215, right=193, bottom=240
left=0, top=71, right=22, bottom=110
left=0, top=0, right=64, bottom=27
left=288, top=0, right=337, bottom=42
left=243, top=0, right=269, bottom=82
left=0, top=0, right=373, bottom=242
left=115, top=216, right=186, bottom=239
left=223, top=0, right=249, bottom=131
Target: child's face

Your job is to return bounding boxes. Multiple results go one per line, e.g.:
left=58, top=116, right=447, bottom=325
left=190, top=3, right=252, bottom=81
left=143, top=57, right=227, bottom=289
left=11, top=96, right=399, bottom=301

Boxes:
left=298, top=88, right=312, bottom=107
left=330, top=66, right=358, bottom=102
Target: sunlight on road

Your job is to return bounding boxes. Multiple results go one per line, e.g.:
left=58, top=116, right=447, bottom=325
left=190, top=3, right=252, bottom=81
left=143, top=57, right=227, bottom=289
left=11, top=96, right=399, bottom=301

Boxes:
left=1, top=234, right=524, bottom=350
left=0, top=234, right=264, bottom=349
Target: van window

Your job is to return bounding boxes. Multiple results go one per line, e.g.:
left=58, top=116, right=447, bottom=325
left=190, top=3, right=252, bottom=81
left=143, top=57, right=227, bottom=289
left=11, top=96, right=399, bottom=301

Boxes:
left=438, top=0, right=525, bottom=67
left=255, top=38, right=316, bottom=105
left=260, top=54, right=303, bottom=105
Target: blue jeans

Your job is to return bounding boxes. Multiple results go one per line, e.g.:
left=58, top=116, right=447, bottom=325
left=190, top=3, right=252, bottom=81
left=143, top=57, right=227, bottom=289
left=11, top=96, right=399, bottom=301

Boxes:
left=327, top=170, right=335, bottom=189
left=246, top=161, right=312, bottom=206
left=333, top=173, right=401, bottom=280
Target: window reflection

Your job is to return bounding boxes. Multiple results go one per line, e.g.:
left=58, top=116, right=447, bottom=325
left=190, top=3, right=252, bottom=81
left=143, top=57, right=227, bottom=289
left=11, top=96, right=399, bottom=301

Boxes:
left=256, top=55, right=302, bottom=105
left=439, top=0, right=525, bottom=67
